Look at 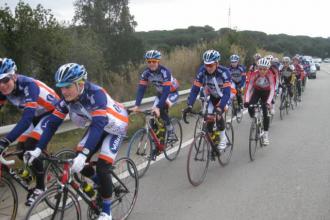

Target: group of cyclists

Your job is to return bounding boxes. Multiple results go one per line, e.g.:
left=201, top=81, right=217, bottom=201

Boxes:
left=0, top=47, right=308, bottom=219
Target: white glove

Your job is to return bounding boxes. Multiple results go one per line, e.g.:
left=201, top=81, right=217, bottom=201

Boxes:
left=24, top=148, right=42, bottom=165
left=71, top=153, right=87, bottom=173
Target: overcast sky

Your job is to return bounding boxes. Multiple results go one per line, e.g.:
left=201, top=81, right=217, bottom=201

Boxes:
left=1, top=0, right=329, bottom=38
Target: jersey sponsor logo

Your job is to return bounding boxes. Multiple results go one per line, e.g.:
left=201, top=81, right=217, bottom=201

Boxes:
left=46, top=94, right=55, bottom=102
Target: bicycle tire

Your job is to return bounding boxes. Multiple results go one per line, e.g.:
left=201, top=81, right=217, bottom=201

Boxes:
left=0, top=175, right=18, bottom=220
left=25, top=186, right=81, bottom=220
left=193, top=115, right=203, bottom=138
left=187, top=133, right=210, bottom=186
left=111, top=157, right=139, bottom=220
left=164, top=118, right=183, bottom=161
left=126, top=128, right=152, bottom=178
left=219, top=122, right=234, bottom=166
left=249, top=120, right=259, bottom=161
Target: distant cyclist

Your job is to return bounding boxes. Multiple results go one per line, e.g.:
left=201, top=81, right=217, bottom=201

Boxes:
left=228, top=54, right=246, bottom=112
left=129, top=50, right=179, bottom=141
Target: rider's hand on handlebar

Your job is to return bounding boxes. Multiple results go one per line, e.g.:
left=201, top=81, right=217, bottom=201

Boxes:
left=0, top=137, right=11, bottom=154
left=152, top=107, right=160, bottom=117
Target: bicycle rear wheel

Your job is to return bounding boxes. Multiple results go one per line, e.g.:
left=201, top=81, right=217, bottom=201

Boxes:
left=187, top=133, right=210, bottom=186
left=25, top=186, right=81, bottom=220
left=249, top=120, right=260, bottom=161
left=164, top=118, right=183, bottom=161
left=219, top=122, right=234, bottom=166
left=0, top=175, right=17, bottom=220
left=111, top=157, right=139, bottom=220
left=126, top=128, right=152, bottom=178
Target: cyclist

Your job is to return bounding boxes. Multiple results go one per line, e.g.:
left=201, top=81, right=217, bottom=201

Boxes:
left=228, top=54, right=246, bottom=113
left=292, top=55, right=303, bottom=100
left=129, top=50, right=179, bottom=141
left=269, top=57, right=280, bottom=115
left=279, top=57, right=296, bottom=98
left=0, top=58, right=60, bottom=206
left=27, top=63, right=128, bottom=220
left=183, top=49, right=231, bottom=150
left=247, top=53, right=261, bottom=86
left=244, top=58, right=275, bottom=146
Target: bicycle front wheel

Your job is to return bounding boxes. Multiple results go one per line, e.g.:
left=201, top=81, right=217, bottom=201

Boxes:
left=164, top=118, right=183, bottom=161
left=193, top=115, right=203, bottom=138
left=126, top=128, right=152, bottom=178
left=187, top=133, right=210, bottom=186
left=0, top=175, right=18, bottom=220
left=249, top=121, right=259, bottom=161
left=25, top=186, right=81, bottom=220
left=219, top=122, right=234, bottom=166
left=111, top=157, right=139, bottom=220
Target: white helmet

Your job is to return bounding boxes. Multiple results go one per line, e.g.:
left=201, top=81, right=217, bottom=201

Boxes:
left=257, top=58, right=271, bottom=68
left=282, top=56, right=291, bottom=63
left=265, top=55, right=274, bottom=61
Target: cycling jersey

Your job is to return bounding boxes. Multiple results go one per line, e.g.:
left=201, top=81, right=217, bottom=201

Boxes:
left=245, top=70, right=275, bottom=105
left=279, top=65, right=295, bottom=82
left=0, top=75, right=59, bottom=143
left=293, top=63, right=304, bottom=80
left=229, top=65, right=246, bottom=87
left=187, top=65, right=231, bottom=111
left=135, top=64, right=179, bottom=108
left=36, top=81, right=128, bottom=155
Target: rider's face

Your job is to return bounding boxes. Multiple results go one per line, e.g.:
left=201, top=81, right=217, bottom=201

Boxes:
left=146, top=59, right=159, bottom=71
left=60, top=83, right=81, bottom=102
left=231, top=61, right=238, bottom=68
left=0, top=76, right=16, bottom=95
left=204, top=62, right=217, bottom=74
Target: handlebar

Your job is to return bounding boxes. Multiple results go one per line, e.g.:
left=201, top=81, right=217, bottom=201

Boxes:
left=0, top=153, right=15, bottom=166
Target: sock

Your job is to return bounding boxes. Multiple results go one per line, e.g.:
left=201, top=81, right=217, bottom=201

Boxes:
left=102, top=198, right=112, bottom=215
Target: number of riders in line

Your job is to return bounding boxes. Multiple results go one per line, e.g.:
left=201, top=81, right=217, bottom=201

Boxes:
left=0, top=49, right=309, bottom=220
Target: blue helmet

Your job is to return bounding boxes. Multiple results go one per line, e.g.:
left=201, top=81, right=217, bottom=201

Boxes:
left=55, top=63, right=87, bottom=87
left=144, top=50, right=161, bottom=60
left=0, top=58, right=17, bottom=79
left=230, top=54, right=240, bottom=63
left=203, top=50, right=221, bottom=64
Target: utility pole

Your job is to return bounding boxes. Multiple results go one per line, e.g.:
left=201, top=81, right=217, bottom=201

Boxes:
left=228, top=5, right=231, bottom=29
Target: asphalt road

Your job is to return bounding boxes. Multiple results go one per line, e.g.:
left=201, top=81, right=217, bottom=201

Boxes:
left=13, top=63, right=330, bottom=219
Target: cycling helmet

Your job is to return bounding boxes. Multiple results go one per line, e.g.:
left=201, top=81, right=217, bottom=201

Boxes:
left=282, top=56, right=291, bottom=63
left=55, top=63, right=87, bottom=87
left=253, top=53, right=261, bottom=60
left=0, top=58, right=17, bottom=79
left=257, top=58, right=271, bottom=68
left=230, top=54, right=240, bottom=63
left=144, top=50, right=161, bottom=60
left=265, top=55, right=274, bottom=61
left=203, top=50, right=221, bottom=64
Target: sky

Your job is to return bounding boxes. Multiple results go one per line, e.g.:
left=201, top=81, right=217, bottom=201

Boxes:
left=1, top=0, right=329, bottom=38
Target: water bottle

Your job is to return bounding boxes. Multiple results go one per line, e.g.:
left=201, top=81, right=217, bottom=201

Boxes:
left=19, top=168, right=33, bottom=184
left=82, top=182, right=96, bottom=198
left=155, top=119, right=165, bottom=143
left=211, top=130, right=220, bottom=145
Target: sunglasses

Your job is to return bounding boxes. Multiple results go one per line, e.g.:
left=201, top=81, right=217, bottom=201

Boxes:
left=146, top=60, right=159, bottom=64
left=204, top=63, right=216, bottom=68
left=0, top=77, right=11, bottom=84
left=258, top=67, right=268, bottom=72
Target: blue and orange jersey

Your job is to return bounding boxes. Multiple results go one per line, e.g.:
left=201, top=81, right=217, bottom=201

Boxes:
left=36, top=81, right=128, bottom=151
left=1, top=74, right=60, bottom=143
left=228, top=64, right=246, bottom=87
left=187, top=65, right=231, bottom=110
left=135, top=64, right=179, bottom=108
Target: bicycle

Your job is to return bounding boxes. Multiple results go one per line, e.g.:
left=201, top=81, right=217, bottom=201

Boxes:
left=279, top=83, right=291, bottom=120
left=183, top=110, right=234, bottom=186
left=0, top=148, right=75, bottom=220
left=248, top=103, right=267, bottom=161
left=127, top=109, right=182, bottom=178
left=23, top=155, right=139, bottom=220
